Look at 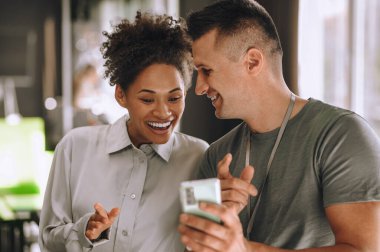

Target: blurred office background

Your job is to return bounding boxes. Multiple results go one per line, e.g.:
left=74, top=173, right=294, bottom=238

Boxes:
left=0, top=0, right=379, bottom=251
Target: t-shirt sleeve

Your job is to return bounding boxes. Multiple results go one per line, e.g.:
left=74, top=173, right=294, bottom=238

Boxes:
left=319, top=113, right=380, bottom=207
left=197, top=147, right=218, bottom=179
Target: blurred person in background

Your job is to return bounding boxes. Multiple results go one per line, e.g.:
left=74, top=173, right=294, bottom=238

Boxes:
left=39, top=11, right=208, bottom=252
left=178, top=0, right=380, bottom=251
left=72, top=63, right=108, bottom=127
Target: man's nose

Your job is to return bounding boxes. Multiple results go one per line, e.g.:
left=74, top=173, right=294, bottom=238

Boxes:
left=195, top=74, right=208, bottom=96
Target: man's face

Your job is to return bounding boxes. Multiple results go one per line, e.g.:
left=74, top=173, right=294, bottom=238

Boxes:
left=192, top=29, right=246, bottom=119
left=119, top=63, right=185, bottom=147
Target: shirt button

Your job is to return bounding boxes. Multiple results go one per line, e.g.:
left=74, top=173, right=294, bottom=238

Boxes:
left=139, top=157, right=144, bottom=163
left=130, top=193, right=136, bottom=199
left=122, top=230, right=128, bottom=236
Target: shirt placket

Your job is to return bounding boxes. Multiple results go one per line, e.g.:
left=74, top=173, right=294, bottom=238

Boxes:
left=114, top=147, right=148, bottom=251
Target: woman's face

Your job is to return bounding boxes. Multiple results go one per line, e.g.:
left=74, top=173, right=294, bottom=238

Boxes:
left=116, top=63, right=186, bottom=147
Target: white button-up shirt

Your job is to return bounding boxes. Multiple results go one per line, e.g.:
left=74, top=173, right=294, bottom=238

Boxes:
left=39, top=115, right=209, bottom=252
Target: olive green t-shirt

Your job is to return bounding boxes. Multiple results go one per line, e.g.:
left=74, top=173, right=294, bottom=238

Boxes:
left=198, top=98, right=380, bottom=249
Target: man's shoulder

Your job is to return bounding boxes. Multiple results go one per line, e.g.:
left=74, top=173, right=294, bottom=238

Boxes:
left=302, top=99, right=378, bottom=144
left=307, top=98, right=354, bottom=120
left=208, top=122, right=246, bottom=152
left=300, top=98, right=359, bottom=131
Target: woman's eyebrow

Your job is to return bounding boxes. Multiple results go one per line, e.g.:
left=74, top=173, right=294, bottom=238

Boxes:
left=137, top=87, right=182, bottom=94
left=169, top=87, right=182, bottom=93
left=138, top=89, right=155, bottom=94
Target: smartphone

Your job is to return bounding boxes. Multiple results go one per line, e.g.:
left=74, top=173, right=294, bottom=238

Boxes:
left=179, top=178, right=222, bottom=223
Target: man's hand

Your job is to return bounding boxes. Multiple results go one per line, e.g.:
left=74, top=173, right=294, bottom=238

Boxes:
left=218, top=153, right=257, bottom=214
left=178, top=202, right=251, bottom=252
left=85, top=203, right=120, bottom=241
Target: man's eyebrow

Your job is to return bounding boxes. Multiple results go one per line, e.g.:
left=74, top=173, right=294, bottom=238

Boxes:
left=194, top=64, right=208, bottom=70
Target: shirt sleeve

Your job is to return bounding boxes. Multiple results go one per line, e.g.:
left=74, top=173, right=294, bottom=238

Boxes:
left=319, top=114, right=380, bottom=207
left=38, top=139, right=111, bottom=251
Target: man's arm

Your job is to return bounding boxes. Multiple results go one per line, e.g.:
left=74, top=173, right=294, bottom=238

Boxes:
left=178, top=201, right=380, bottom=252
left=321, top=202, right=380, bottom=251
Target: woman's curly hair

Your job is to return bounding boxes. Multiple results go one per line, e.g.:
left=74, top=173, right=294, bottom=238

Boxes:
left=101, top=12, right=193, bottom=91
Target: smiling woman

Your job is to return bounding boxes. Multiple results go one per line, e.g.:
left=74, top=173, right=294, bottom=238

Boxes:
left=38, top=12, right=209, bottom=252
left=115, top=63, right=185, bottom=147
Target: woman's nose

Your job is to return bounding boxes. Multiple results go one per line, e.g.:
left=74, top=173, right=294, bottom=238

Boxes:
left=153, top=103, right=172, bottom=118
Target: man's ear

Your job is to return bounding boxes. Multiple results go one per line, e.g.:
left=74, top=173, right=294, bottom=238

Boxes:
left=244, top=47, right=263, bottom=76
left=115, top=84, right=128, bottom=108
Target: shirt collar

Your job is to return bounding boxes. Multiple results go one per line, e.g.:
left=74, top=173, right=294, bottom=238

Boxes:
left=150, top=136, right=173, bottom=162
left=106, top=115, right=132, bottom=154
left=106, top=115, right=174, bottom=162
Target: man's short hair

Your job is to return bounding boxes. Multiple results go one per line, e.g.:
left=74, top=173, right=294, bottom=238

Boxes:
left=187, top=0, right=283, bottom=60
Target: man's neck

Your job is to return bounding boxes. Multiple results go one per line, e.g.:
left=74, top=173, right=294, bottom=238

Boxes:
left=243, top=92, right=307, bottom=134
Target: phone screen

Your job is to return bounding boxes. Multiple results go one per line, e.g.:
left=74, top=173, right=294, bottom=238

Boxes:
left=179, top=178, right=222, bottom=223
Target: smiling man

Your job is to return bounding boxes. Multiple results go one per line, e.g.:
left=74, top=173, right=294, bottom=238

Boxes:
left=178, top=0, right=380, bottom=251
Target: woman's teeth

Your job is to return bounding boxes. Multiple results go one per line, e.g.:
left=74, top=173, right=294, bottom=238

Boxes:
left=147, top=121, right=172, bottom=129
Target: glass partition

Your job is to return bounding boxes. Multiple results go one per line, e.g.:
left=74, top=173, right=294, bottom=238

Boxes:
left=298, top=0, right=380, bottom=136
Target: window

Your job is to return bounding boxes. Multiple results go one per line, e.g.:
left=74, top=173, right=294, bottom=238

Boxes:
left=298, top=0, right=380, bottom=136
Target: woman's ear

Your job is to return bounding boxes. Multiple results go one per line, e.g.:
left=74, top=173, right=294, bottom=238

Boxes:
left=115, top=84, right=128, bottom=108
left=244, top=47, right=263, bottom=76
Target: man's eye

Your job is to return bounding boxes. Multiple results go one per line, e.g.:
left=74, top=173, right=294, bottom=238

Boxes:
left=201, top=69, right=211, bottom=76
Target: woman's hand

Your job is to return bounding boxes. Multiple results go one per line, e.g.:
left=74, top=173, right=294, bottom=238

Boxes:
left=85, top=203, right=120, bottom=241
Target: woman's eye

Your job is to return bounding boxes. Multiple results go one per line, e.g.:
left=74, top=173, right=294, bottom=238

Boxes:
left=140, top=98, right=154, bottom=103
left=169, top=96, right=182, bottom=102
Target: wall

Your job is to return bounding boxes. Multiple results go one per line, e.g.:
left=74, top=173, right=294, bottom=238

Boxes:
left=0, top=0, right=61, bottom=118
